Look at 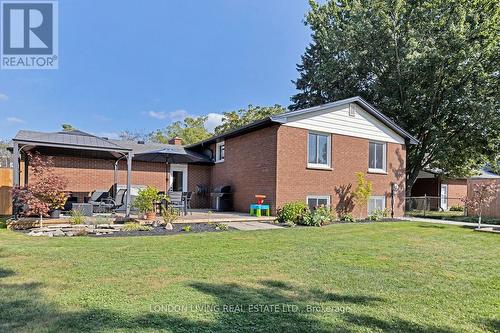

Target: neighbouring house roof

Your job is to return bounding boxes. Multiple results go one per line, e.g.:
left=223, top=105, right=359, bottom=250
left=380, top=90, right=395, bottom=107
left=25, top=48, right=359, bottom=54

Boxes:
left=470, top=168, right=500, bottom=179
left=13, top=130, right=130, bottom=152
left=418, top=167, right=500, bottom=180
left=187, top=96, right=419, bottom=148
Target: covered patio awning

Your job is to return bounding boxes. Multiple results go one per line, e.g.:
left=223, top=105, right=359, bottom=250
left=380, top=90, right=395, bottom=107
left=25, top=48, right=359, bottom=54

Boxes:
left=133, top=146, right=213, bottom=164
left=12, top=130, right=134, bottom=216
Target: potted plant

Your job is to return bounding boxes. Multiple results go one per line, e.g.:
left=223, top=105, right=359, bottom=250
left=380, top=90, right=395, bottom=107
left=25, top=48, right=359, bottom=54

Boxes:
left=133, top=186, right=165, bottom=220
left=47, top=191, right=68, bottom=219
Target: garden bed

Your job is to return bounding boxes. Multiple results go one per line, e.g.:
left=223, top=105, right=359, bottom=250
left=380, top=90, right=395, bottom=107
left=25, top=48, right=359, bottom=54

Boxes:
left=95, top=223, right=234, bottom=237
left=16, top=222, right=234, bottom=237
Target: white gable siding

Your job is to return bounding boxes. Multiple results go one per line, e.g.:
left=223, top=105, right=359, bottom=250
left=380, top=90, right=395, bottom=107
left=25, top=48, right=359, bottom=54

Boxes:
left=282, top=103, right=405, bottom=144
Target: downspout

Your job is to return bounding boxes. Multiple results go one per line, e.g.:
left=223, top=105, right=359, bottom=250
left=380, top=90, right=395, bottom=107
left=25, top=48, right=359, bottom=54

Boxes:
left=114, top=154, right=127, bottom=197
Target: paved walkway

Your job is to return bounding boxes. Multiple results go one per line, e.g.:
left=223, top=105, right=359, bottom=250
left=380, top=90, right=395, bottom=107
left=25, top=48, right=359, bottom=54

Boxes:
left=401, top=217, right=498, bottom=229
left=225, top=221, right=284, bottom=231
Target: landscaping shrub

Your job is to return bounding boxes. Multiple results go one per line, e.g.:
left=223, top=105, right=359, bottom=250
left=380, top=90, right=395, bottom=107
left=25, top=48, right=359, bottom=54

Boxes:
left=122, top=223, right=153, bottom=232
left=449, top=205, right=464, bottom=212
left=214, top=223, right=229, bottom=231
left=340, top=213, right=356, bottom=223
left=161, top=206, right=179, bottom=225
left=0, top=218, right=7, bottom=229
left=276, top=202, right=310, bottom=224
left=182, top=225, right=192, bottom=232
left=368, top=209, right=388, bottom=221
left=69, top=210, right=85, bottom=225
left=303, top=205, right=333, bottom=226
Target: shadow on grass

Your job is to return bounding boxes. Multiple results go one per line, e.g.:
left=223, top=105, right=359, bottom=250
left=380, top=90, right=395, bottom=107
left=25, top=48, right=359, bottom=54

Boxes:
left=417, top=224, right=446, bottom=229
left=343, top=313, right=456, bottom=333
left=0, top=271, right=458, bottom=332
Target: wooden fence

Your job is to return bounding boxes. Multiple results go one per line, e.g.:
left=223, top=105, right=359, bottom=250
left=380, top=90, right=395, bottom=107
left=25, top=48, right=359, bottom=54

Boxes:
left=0, top=168, right=12, bottom=216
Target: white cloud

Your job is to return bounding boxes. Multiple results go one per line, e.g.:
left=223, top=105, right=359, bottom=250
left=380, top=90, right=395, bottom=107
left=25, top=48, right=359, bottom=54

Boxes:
left=0, top=93, right=8, bottom=101
left=205, top=113, right=224, bottom=132
left=144, top=109, right=189, bottom=121
left=6, top=116, right=24, bottom=124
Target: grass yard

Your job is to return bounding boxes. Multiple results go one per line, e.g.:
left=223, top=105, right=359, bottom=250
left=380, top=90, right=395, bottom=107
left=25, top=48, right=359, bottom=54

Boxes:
left=406, top=210, right=500, bottom=225
left=0, top=222, right=498, bottom=333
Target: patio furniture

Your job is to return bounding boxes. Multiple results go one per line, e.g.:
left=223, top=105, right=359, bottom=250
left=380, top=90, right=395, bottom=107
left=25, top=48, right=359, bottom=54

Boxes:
left=250, top=204, right=270, bottom=217
left=71, top=203, right=93, bottom=216
left=87, top=190, right=110, bottom=213
left=168, top=191, right=187, bottom=215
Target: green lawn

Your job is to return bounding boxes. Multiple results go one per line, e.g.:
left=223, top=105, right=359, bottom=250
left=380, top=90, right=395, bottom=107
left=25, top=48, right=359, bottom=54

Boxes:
left=0, top=222, right=498, bottom=332
left=406, top=210, right=500, bottom=225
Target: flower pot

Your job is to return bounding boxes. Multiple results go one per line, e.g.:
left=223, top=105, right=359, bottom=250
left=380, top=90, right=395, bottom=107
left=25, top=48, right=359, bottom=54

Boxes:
left=49, top=210, right=61, bottom=219
left=145, top=212, right=157, bottom=220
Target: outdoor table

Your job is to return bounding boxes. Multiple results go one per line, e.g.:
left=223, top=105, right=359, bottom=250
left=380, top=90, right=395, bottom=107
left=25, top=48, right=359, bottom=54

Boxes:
left=249, top=204, right=270, bottom=217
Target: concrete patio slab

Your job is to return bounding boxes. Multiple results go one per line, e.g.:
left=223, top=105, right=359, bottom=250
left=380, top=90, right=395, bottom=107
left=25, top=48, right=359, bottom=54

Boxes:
left=224, top=221, right=284, bottom=231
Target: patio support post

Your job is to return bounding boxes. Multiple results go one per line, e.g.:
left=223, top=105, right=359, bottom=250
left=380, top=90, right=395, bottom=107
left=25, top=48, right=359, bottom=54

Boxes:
left=12, top=142, right=20, bottom=216
left=12, top=142, right=20, bottom=187
left=125, top=152, right=132, bottom=217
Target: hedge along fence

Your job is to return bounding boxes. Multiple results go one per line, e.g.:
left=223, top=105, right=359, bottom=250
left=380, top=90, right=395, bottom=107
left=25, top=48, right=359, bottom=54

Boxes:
left=0, top=168, right=12, bottom=215
left=467, top=179, right=500, bottom=218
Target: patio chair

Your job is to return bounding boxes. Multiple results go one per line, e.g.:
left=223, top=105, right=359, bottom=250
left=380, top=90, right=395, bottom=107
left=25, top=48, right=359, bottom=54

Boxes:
left=168, top=191, right=187, bottom=215
left=183, top=191, right=193, bottom=212
left=103, top=189, right=127, bottom=213
left=87, top=190, right=110, bottom=213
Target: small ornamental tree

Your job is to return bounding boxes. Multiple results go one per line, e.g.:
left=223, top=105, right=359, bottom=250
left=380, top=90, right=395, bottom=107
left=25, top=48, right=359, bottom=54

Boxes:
left=353, top=172, right=373, bottom=216
left=11, top=152, right=68, bottom=224
left=462, top=183, right=498, bottom=229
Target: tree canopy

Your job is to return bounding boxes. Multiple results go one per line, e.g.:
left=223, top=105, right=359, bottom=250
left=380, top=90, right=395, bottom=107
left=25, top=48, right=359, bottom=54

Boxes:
left=149, top=116, right=212, bottom=145
left=61, top=124, right=76, bottom=132
left=214, top=105, right=286, bottom=135
left=291, top=0, right=500, bottom=192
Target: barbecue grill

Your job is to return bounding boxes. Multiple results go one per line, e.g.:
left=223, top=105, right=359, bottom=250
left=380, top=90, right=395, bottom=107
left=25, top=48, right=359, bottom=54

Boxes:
left=210, top=185, right=233, bottom=212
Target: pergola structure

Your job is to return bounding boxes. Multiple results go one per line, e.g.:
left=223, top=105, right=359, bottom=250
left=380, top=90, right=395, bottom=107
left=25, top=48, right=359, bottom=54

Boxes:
left=12, top=130, right=134, bottom=216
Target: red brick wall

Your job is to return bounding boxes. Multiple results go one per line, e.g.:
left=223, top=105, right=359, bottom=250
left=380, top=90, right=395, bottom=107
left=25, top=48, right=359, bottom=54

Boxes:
left=28, top=156, right=167, bottom=202
left=188, top=164, right=211, bottom=208
left=443, top=179, right=467, bottom=207
left=210, top=125, right=279, bottom=213
left=276, top=126, right=406, bottom=218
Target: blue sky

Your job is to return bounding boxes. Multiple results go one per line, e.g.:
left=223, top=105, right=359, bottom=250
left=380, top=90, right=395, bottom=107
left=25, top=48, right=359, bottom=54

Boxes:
left=0, top=0, right=312, bottom=140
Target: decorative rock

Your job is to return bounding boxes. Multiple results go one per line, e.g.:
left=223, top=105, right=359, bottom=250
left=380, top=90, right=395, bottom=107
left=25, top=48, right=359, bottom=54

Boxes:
left=53, top=229, right=65, bottom=237
left=165, top=223, right=173, bottom=230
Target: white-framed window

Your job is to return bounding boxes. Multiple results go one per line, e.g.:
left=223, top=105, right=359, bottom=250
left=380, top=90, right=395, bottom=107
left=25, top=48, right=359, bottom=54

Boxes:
left=368, top=196, right=386, bottom=215
left=215, top=141, right=225, bottom=162
left=307, top=195, right=331, bottom=210
left=307, top=131, right=331, bottom=169
left=368, top=141, right=386, bottom=172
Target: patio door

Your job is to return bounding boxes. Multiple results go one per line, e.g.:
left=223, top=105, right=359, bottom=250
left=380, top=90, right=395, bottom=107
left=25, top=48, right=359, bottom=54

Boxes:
left=169, top=164, right=188, bottom=192
left=440, top=184, right=448, bottom=210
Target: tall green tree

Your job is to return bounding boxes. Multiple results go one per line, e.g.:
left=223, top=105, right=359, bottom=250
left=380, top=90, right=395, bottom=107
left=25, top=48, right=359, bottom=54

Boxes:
left=61, top=124, right=76, bottom=132
left=149, top=116, right=211, bottom=145
left=291, top=0, right=500, bottom=193
left=214, top=105, right=286, bottom=135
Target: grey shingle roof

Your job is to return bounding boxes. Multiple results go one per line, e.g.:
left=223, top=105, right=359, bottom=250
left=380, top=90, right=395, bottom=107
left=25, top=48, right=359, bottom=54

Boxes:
left=14, top=130, right=130, bottom=151
left=109, top=139, right=182, bottom=154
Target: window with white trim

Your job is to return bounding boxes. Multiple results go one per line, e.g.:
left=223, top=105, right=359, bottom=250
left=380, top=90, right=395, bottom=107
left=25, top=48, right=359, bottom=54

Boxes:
left=307, top=131, right=331, bottom=169
left=307, top=195, right=331, bottom=210
left=368, top=196, right=386, bottom=215
left=368, top=141, right=386, bottom=172
left=215, top=141, right=225, bottom=162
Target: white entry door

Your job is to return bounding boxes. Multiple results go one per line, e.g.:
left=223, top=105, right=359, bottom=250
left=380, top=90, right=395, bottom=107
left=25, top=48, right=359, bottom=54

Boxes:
left=440, top=184, right=448, bottom=210
left=169, top=164, right=188, bottom=192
